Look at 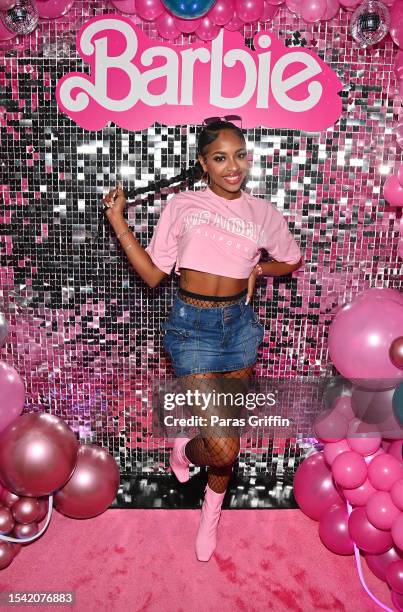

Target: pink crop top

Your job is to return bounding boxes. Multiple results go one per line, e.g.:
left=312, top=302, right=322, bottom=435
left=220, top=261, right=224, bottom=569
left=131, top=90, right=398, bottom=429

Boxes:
left=145, top=186, right=302, bottom=279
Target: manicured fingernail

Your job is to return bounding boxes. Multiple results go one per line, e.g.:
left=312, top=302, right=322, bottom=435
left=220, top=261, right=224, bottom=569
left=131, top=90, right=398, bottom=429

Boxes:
left=245, top=297, right=250, bottom=305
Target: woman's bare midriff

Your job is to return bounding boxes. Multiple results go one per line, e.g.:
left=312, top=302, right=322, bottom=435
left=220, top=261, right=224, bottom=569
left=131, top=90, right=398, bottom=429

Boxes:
left=179, top=268, right=249, bottom=297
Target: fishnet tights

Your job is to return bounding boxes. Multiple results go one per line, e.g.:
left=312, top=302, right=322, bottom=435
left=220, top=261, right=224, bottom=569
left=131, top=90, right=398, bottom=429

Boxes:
left=174, top=290, right=254, bottom=494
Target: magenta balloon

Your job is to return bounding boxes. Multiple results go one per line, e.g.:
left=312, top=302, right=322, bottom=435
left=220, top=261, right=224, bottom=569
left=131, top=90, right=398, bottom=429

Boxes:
left=53, top=444, right=119, bottom=519
left=13, top=521, right=39, bottom=544
left=0, top=362, right=25, bottom=435
left=366, top=491, right=401, bottom=530
left=156, top=13, right=181, bottom=40
left=391, top=0, right=403, bottom=49
left=392, top=480, right=403, bottom=510
left=0, top=507, right=14, bottom=535
left=209, top=0, right=234, bottom=25
left=293, top=452, right=343, bottom=520
left=261, top=1, right=279, bottom=19
left=384, top=175, right=403, bottom=208
left=368, top=454, right=403, bottom=491
left=299, top=0, right=327, bottom=22
left=11, top=497, right=40, bottom=524
left=36, top=0, right=74, bottom=19
left=332, top=451, right=367, bottom=489
left=393, top=514, right=403, bottom=550
left=136, top=0, right=165, bottom=20
left=109, top=0, right=137, bottom=13
left=389, top=441, right=403, bottom=463
left=0, top=541, right=15, bottom=569
left=328, top=297, right=403, bottom=387
left=349, top=506, right=393, bottom=554
left=343, top=478, right=377, bottom=506
left=235, top=0, right=264, bottom=22
left=0, top=490, right=19, bottom=508
left=324, top=439, right=351, bottom=466
left=195, top=16, right=220, bottom=41
left=224, top=12, right=244, bottom=30
left=346, top=419, right=381, bottom=456
left=322, top=0, right=339, bottom=19
left=318, top=503, right=354, bottom=555
left=392, top=589, right=403, bottom=610
left=173, top=16, right=201, bottom=32
left=313, top=408, right=348, bottom=442
left=386, top=560, right=403, bottom=594
left=365, top=546, right=403, bottom=582
left=391, top=338, right=403, bottom=370
left=0, top=413, right=79, bottom=497
left=0, top=0, right=15, bottom=8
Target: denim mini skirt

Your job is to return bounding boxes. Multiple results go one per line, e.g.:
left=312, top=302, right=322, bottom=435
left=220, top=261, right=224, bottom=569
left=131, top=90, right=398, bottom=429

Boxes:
left=161, top=289, right=265, bottom=377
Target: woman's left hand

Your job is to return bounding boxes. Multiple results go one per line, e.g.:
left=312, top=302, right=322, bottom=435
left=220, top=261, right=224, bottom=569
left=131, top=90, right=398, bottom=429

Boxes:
left=245, top=265, right=262, bottom=305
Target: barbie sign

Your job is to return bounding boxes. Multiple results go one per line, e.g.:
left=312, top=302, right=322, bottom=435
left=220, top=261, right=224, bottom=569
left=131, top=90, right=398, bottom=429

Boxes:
left=56, top=16, right=342, bottom=132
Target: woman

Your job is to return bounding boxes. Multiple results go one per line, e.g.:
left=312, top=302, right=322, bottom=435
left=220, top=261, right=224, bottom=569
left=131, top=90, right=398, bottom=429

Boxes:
left=103, top=119, right=303, bottom=562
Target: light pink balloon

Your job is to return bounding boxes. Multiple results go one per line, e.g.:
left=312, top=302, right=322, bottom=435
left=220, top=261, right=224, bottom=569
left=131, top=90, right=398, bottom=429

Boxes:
left=173, top=17, right=200, bottom=32
left=384, top=175, right=403, bottom=207
left=155, top=13, right=181, bottom=40
left=353, top=288, right=403, bottom=306
left=0, top=362, right=25, bottom=435
left=261, top=1, right=280, bottom=19
left=332, top=451, right=368, bottom=489
left=368, top=454, right=403, bottom=492
left=389, top=441, right=403, bottom=463
left=195, top=16, right=220, bottom=41
left=319, top=503, right=354, bottom=555
left=328, top=296, right=403, bottom=388
left=0, top=0, right=15, bottom=9
left=109, top=0, right=137, bottom=13
left=0, top=16, right=16, bottom=41
left=299, top=0, right=327, bottom=22
left=392, top=480, right=403, bottom=510
left=322, top=0, right=339, bottom=19
left=391, top=0, right=403, bottom=49
left=349, top=506, right=394, bottom=554
left=224, top=12, right=244, bottom=30
left=209, top=0, right=234, bottom=25
left=235, top=0, right=264, bottom=22
left=343, top=478, right=377, bottom=506
left=136, top=0, right=164, bottom=21
left=36, top=0, right=75, bottom=19
left=314, top=408, right=349, bottom=442
left=324, top=439, right=350, bottom=466
left=366, top=491, right=401, bottom=530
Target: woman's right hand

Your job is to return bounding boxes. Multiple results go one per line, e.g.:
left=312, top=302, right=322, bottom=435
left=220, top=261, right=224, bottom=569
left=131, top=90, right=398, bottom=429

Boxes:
left=103, top=182, right=126, bottom=220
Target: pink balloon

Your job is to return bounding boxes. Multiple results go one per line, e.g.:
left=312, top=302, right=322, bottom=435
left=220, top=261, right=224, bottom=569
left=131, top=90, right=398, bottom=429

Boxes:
left=388, top=441, right=403, bottom=463
left=13, top=521, right=39, bottom=543
left=353, top=288, right=403, bottom=306
left=0, top=541, right=15, bottom=569
left=346, top=420, right=381, bottom=456
left=0, top=507, right=14, bottom=535
left=366, top=491, right=401, bottom=530
left=396, top=121, right=403, bottom=149
left=364, top=448, right=385, bottom=464
left=195, top=16, right=220, bottom=41
left=11, top=497, right=40, bottom=525
left=319, top=503, right=354, bottom=555
left=136, top=0, right=165, bottom=21
left=299, top=0, right=327, bottom=22
left=387, top=560, right=403, bottom=594
left=349, top=506, right=394, bottom=554
left=384, top=175, right=403, bottom=207
left=322, top=0, right=340, bottom=19
left=36, top=498, right=49, bottom=522
left=235, top=0, right=264, bottom=22
left=332, top=451, right=367, bottom=489
left=285, top=0, right=301, bottom=13
left=343, top=478, right=377, bottom=506
left=0, top=362, right=25, bottom=435
left=0, top=413, right=79, bottom=497
left=391, top=0, right=403, bottom=49
left=224, top=12, right=244, bottom=30
left=365, top=546, right=403, bottom=582
left=393, top=589, right=403, bottom=610
left=53, top=444, right=119, bottom=519
left=339, top=0, right=359, bottom=5
left=0, top=489, right=19, bottom=508
left=324, top=439, right=351, bottom=466
left=0, top=0, right=15, bottom=9
left=109, top=0, right=137, bottom=13
left=332, top=395, right=355, bottom=421
left=173, top=16, right=201, bottom=32
left=266, top=0, right=283, bottom=5
left=351, top=387, right=402, bottom=440
left=261, top=1, right=279, bottom=19
left=209, top=0, right=234, bottom=25
left=392, top=479, right=403, bottom=510
left=36, top=0, right=74, bottom=19
left=328, top=297, right=403, bottom=387
left=368, top=454, right=403, bottom=491
left=393, top=514, right=403, bottom=550
left=293, top=452, right=343, bottom=520
left=313, top=408, right=348, bottom=442
left=155, top=13, right=181, bottom=40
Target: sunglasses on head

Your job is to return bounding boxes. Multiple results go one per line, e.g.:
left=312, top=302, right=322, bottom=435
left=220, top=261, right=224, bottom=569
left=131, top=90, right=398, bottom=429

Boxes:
left=203, top=115, right=243, bottom=128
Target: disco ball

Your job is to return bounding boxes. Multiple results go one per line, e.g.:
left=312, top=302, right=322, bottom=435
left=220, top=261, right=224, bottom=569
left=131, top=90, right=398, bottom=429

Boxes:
left=350, top=0, right=390, bottom=48
left=1, top=0, right=38, bottom=35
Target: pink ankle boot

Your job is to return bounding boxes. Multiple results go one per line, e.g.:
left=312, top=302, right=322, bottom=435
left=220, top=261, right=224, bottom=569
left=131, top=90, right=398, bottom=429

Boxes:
left=169, top=437, right=191, bottom=483
left=195, top=484, right=226, bottom=562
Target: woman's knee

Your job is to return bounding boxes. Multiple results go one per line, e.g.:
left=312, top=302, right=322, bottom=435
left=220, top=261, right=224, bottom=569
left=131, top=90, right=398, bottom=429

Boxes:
left=204, top=436, right=240, bottom=466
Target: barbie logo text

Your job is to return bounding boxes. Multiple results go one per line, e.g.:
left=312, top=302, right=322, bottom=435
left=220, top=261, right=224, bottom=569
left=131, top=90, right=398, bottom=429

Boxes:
left=56, top=16, right=342, bottom=132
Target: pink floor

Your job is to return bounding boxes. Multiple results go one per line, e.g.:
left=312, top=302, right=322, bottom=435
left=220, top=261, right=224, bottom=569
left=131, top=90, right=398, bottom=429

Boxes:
left=0, top=508, right=395, bottom=612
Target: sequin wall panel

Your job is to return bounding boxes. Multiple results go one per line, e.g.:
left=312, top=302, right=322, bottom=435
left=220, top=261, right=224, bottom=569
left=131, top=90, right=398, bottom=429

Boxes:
left=0, top=2, right=402, bottom=482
